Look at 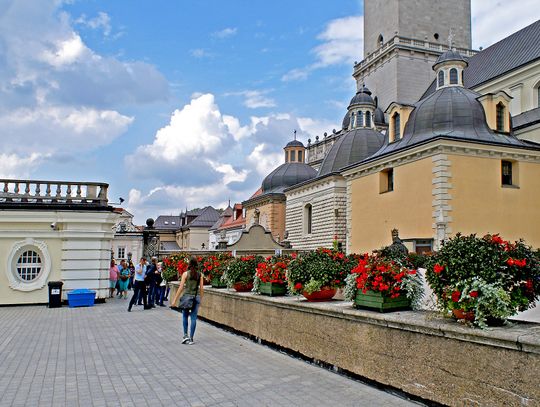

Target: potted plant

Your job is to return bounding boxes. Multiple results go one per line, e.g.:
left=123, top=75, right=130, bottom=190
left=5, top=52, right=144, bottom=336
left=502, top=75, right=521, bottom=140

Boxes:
left=222, top=255, right=263, bottom=292
left=344, top=253, right=423, bottom=312
left=426, top=233, right=540, bottom=327
left=202, top=252, right=232, bottom=288
left=254, top=255, right=290, bottom=296
left=162, top=252, right=190, bottom=280
left=287, top=248, right=355, bottom=301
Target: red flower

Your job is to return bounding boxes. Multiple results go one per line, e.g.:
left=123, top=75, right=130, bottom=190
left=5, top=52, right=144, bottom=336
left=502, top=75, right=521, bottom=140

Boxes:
left=469, top=291, right=479, bottom=298
left=507, top=258, right=515, bottom=267
left=451, top=290, right=461, bottom=303
left=294, top=283, right=303, bottom=290
left=433, top=264, right=445, bottom=274
left=491, top=234, right=504, bottom=245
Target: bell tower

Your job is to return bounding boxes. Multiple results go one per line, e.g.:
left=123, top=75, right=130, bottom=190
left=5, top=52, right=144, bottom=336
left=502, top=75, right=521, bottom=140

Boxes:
left=356, top=0, right=474, bottom=111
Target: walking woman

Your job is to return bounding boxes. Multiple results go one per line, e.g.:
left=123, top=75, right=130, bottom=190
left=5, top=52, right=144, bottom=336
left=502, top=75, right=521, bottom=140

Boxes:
left=109, top=259, right=119, bottom=298
left=171, top=257, right=204, bottom=344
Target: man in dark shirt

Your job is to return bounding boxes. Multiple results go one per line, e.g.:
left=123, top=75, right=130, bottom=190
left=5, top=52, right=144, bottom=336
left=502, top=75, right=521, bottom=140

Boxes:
left=145, top=257, right=158, bottom=308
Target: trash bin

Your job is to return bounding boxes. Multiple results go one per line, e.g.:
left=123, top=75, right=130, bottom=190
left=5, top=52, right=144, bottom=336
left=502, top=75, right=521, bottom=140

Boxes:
left=47, top=281, right=63, bottom=308
left=67, top=289, right=96, bottom=308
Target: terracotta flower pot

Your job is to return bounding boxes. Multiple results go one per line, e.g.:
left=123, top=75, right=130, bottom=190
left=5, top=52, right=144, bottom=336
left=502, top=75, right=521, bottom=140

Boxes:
left=233, top=282, right=253, bottom=292
left=302, top=287, right=337, bottom=302
left=452, top=308, right=475, bottom=322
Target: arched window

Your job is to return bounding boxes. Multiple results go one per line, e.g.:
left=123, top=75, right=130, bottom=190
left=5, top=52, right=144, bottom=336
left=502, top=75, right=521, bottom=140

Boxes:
left=438, top=70, right=445, bottom=87
left=304, top=204, right=312, bottom=234
left=378, top=34, right=384, bottom=47
left=298, top=150, right=303, bottom=163
left=450, top=68, right=458, bottom=85
left=350, top=112, right=356, bottom=129
left=393, top=112, right=401, bottom=141
left=357, top=111, right=364, bottom=127
left=365, top=111, right=372, bottom=127
left=496, top=102, right=505, bottom=132
left=374, top=96, right=378, bottom=108
left=290, top=150, right=296, bottom=162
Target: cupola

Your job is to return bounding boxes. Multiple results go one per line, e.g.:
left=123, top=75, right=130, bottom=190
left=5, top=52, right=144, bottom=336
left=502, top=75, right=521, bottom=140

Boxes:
left=284, top=131, right=306, bottom=163
left=433, top=50, right=468, bottom=90
left=347, top=85, right=376, bottom=130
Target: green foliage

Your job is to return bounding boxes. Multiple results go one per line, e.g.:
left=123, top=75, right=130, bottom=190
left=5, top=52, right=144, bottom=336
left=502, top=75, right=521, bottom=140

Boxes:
left=221, top=255, right=263, bottom=287
left=287, top=248, right=357, bottom=294
left=425, top=233, right=540, bottom=326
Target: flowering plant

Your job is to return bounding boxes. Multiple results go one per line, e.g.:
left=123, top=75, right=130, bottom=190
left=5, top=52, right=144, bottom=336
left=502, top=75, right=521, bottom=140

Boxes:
left=221, top=255, right=264, bottom=287
left=202, top=252, right=233, bottom=281
left=161, top=252, right=190, bottom=282
left=287, top=248, right=356, bottom=295
left=426, top=233, right=540, bottom=326
left=344, top=253, right=423, bottom=308
left=255, top=256, right=289, bottom=284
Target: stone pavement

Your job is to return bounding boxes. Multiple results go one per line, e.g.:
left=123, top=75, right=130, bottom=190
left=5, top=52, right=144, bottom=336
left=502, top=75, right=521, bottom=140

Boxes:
left=0, top=296, right=422, bottom=407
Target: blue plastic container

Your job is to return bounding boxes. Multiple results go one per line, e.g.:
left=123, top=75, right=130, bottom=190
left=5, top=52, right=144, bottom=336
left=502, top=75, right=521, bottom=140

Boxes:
left=67, top=289, right=96, bottom=308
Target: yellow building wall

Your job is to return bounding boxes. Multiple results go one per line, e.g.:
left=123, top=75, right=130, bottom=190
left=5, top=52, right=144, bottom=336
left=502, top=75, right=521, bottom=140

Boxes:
left=349, top=158, right=434, bottom=253
left=450, top=154, right=540, bottom=247
left=245, top=200, right=286, bottom=241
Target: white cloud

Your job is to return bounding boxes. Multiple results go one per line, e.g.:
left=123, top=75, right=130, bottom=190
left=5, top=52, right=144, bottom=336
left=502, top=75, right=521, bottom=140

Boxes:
left=0, top=106, right=132, bottom=153
left=313, top=16, right=363, bottom=67
left=471, top=0, right=540, bottom=49
left=247, top=144, right=283, bottom=176
left=212, top=27, right=237, bottom=39
left=141, top=93, right=228, bottom=162
left=225, top=90, right=276, bottom=109
left=282, top=15, right=363, bottom=82
left=0, top=153, right=46, bottom=178
left=298, top=117, right=338, bottom=139
left=75, top=12, right=112, bottom=36
left=190, top=48, right=212, bottom=58
left=0, top=0, right=168, bottom=171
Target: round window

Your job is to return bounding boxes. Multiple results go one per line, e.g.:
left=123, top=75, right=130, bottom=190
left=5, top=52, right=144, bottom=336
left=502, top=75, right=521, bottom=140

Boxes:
left=16, top=250, right=42, bottom=281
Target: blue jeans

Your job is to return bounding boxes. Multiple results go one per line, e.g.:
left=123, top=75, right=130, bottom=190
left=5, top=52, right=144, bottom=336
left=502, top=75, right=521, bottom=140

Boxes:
left=182, top=296, right=200, bottom=339
left=156, top=285, right=166, bottom=305
left=147, top=283, right=156, bottom=306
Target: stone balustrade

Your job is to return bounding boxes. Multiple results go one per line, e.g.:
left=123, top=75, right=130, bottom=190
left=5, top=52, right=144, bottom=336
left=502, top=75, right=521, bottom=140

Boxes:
left=353, top=35, right=477, bottom=73
left=0, top=178, right=109, bottom=207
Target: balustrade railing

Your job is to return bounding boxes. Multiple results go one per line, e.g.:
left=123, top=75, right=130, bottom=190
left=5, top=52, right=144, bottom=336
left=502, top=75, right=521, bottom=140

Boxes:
left=354, top=35, right=477, bottom=72
left=0, top=179, right=109, bottom=206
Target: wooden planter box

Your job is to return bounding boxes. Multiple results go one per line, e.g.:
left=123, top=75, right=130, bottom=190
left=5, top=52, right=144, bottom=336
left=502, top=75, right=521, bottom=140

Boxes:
left=354, top=290, right=410, bottom=312
left=211, top=277, right=227, bottom=288
left=258, top=282, right=287, bottom=296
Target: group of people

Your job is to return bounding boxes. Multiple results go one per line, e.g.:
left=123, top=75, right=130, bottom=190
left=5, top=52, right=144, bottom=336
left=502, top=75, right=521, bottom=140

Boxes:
left=109, top=256, right=204, bottom=345
left=109, top=257, right=169, bottom=306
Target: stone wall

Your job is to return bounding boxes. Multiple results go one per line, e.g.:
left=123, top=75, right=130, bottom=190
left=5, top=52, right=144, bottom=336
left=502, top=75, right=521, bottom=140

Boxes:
left=285, top=177, right=347, bottom=250
left=194, top=287, right=540, bottom=407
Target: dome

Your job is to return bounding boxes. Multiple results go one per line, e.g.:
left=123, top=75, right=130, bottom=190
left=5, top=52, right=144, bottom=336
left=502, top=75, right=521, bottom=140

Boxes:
left=318, top=128, right=385, bottom=177
left=262, top=162, right=317, bottom=193
left=374, top=107, right=385, bottom=125
left=285, top=139, right=304, bottom=148
left=342, top=111, right=350, bottom=129
left=434, top=50, right=468, bottom=68
left=370, top=86, right=526, bottom=159
left=348, top=85, right=375, bottom=107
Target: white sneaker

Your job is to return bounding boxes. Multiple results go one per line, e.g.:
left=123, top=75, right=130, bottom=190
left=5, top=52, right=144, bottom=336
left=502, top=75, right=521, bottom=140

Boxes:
left=182, top=335, right=190, bottom=344
left=187, top=338, right=195, bottom=345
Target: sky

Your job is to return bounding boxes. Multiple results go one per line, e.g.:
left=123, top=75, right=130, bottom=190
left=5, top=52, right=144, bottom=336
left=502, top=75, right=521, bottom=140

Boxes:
left=1, top=0, right=539, bottom=224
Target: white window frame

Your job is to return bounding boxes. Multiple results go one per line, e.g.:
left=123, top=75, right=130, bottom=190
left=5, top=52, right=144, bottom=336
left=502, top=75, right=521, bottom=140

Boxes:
left=6, top=238, right=52, bottom=292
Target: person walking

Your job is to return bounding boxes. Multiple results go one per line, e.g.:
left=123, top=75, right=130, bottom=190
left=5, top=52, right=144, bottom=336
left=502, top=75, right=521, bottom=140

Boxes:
left=171, top=257, right=204, bottom=344
left=146, top=257, right=158, bottom=308
left=128, top=257, right=151, bottom=311
left=118, top=260, right=130, bottom=299
left=109, top=259, right=119, bottom=298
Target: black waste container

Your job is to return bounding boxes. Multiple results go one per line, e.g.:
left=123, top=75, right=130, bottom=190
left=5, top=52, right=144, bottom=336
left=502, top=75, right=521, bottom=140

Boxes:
left=47, top=281, right=63, bottom=308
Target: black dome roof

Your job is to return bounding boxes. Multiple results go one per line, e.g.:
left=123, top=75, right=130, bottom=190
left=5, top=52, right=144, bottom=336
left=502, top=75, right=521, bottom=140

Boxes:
left=434, top=50, right=468, bottom=68
left=285, top=139, right=304, bottom=148
left=262, top=162, right=317, bottom=193
left=348, top=86, right=375, bottom=107
left=318, top=128, right=385, bottom=177
left=374, top=107, right=385, bottom=125
left=342, top=111, right=350, bottom=129
left=371, top=86, right=528, bottom=159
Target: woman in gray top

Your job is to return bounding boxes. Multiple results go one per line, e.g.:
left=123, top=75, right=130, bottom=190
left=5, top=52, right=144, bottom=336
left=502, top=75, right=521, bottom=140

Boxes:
left=172, top=258, right=204, bottom=345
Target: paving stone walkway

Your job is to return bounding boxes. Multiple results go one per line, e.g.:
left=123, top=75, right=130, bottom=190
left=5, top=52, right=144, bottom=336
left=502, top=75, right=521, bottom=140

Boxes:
left=0, top=296, right=422, bottom=407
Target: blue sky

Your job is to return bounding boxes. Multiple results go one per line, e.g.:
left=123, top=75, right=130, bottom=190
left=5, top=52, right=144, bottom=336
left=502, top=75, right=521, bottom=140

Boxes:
left=1, top=0, right=539, bottom=223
